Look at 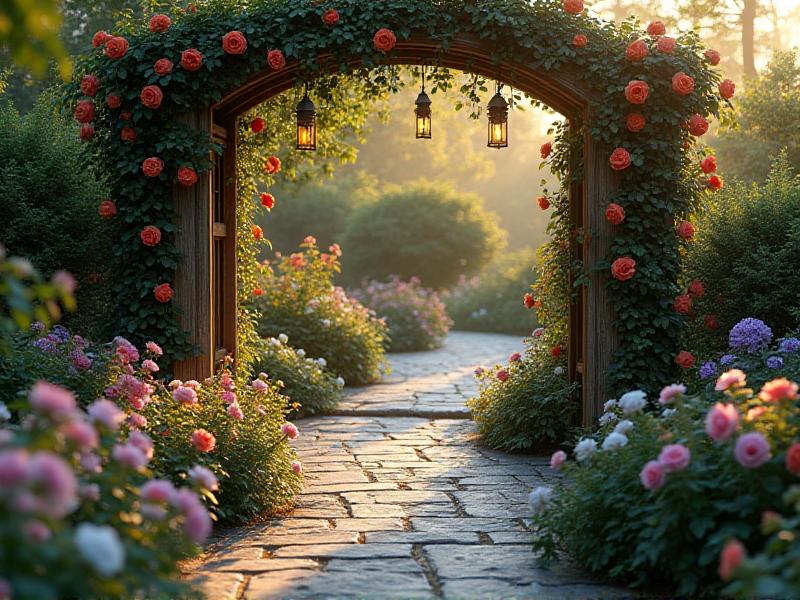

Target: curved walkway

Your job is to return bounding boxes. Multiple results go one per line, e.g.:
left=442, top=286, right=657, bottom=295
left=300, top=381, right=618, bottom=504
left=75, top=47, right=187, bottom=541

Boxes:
left=189, top=332, right=629, bottom=599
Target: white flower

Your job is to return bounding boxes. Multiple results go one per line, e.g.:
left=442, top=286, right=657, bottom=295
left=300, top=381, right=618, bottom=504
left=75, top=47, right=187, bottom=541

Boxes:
left=296, top=349, right=306, bottom=358
left=0, top=402, right=10, bottom=421
left=618, top=390, right=647, bottom=415
left=269, top=337, right=281, bottom=347
left=614, top=419, right=634, bottom=435
left=321, top=319, right=331, bottom=328
left=603, top=399, right=617, bottom=413
left=554, top=366, right=565, bottom=376
left=335, top=377, right=345, bottom=387
left=574, top=438, right=597, bottom=462
left=601, top=432, right=629, bottom=451
left=528, top=486, right=553, bottom=515
left=317, top=358, right=327, bottom=368
left=598, top=411, right=618, bottom=427
left=74, top=523, right=125, bottom=576
left=662, top=408, right=678, bottom=418
left=278, top=333, right=288, bottom=344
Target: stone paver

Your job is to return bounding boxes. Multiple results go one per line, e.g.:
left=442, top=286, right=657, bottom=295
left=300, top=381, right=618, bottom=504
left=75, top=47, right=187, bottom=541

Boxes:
left=187, top=332, right=631, bottom=599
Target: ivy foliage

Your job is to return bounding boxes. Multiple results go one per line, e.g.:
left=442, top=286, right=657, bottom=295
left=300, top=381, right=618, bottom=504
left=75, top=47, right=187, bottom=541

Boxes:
left=65, top=0, right=724, bottom=396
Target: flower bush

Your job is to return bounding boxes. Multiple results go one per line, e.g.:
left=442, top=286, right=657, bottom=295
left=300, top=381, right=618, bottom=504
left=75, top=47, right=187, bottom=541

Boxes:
left=350, top=276, right=451, bottom=352
left=254, top=238, right=388, bottom=386
left=0, top=380, right=210, bottom=599
left=442, top=249, right=538, bottom=336
left=251, top=335, right=344, bottom=418
left=531, top=370, right=800, bottom=595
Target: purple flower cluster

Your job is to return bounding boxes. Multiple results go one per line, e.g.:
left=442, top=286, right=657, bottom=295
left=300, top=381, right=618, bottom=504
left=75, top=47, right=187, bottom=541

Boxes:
left=728, top=318, right=773, bottom=354
left=699, top=361, right=718, bottom=380
left=720, top=354, right=737, bottom=365
left=779, top=337, right=800, bottom=354
left=766, top=356, right=784, bottom=370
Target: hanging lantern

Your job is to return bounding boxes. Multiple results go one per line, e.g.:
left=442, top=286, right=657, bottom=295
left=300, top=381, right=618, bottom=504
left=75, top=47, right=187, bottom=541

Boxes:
left=487, top=84, right=508, bottom=149
left=296, top=87, right=317, bottom=151
left=414, top=67, right=432, bottom=139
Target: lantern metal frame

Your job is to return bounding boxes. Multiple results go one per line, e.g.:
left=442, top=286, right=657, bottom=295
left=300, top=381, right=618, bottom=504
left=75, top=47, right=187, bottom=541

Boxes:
left=487, top=82, right=509, bottom=149
left=414, top=66, right=432, bottom=139
left=296, top=84, right=317, bottom=151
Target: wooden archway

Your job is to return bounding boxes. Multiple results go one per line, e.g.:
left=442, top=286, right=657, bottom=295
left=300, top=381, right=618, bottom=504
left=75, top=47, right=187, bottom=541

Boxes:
left=173, top=34, right=619, bottom=426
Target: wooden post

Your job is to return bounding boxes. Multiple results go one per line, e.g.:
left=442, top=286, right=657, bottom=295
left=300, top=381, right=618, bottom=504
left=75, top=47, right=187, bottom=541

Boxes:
left=174, top=108, right=214, bottom=381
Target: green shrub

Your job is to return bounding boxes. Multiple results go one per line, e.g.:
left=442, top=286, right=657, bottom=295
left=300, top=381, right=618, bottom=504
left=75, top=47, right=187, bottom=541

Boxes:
left=350, top=276, right=452, bottom=352
left=251, top=335, right=344, bottom=417
left=682, top=156, right=800, bottom=358
left=531, top=369, right=800, bottom=596
left=340, top=180, right=506, bottom=289
left=254, top=238, right=388, bottom=386
left=443, top=249, right=538, bottom=336
left=0, top=93, right=114, bottom=339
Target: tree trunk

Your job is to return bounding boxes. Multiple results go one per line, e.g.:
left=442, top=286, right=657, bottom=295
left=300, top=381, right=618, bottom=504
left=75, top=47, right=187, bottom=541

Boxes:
left=742, top=0, right=758, bottom=78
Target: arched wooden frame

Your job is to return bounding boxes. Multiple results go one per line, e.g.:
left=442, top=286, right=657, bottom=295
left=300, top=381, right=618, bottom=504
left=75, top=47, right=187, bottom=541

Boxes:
left=174, top=34, right=619, bottom=426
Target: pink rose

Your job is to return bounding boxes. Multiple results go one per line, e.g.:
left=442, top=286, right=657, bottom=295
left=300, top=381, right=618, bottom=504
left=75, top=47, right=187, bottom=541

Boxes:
left=658, top=444, right=691, bottom=472
left=550, top=450, right=566, bottom=470
left=705, top=402, right=739, bottom=441
left=719, top=539, right=746, bottom=581
left=141, top=479, right=175, bottom=503
left=29, top=381, right=76, bottom=419
left=658, top=383, right=686, bottom=405
left=734, top=432, right=771, bottom=468
left=640, top=460, right=666, bottom=491
left=715, top=369, right=746, bottom=391
left=291, top=460, right=303, bottom=475
left=281, top=422, right=299, bottom=440
left=172, top=386, right=198, bottom=406
left=191, top=429, right=216, bottom=452
left=758, top=378, right=798, bottom=403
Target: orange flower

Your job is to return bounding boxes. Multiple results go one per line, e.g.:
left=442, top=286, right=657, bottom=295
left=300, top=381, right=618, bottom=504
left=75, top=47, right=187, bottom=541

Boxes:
left=562, top=0, right=584, bottom=14
left=624, top=80, right=650, bottom=105
left=140, top=85, right=163, bottom=109
left=142, top=157, right=164, bottom=178
left=181, top=48, right=203, bottom=71
left=252, top=225, right=263, bottom=240
left=609, top=147, right=632, bottom=171
left=675, top=351, right=695, bottom=369
left=625, top=39, right=648, bottom=61
left=153, top=283, right=174, bottom=303
left=178, top=166, right=197, bottom=187
left=537, top=196, right=550, bottom=210
left=676, top=220, right=695, bottom=240
left=626, top=113, right=645, bottom=133
left=104, top=36, right=129, bottom=59
left=647, top=21, right=666, bottom=36
left=672, top=72, right=695, bottom=96
left=149, top=14, right=171, bottom=33
left=267, top=49, right=286, bottom=70
left=605, top=203, right=625, bottom=225
left=373, top=28, right=397, bottom=52
left=260, top=193, right=276, bottom=209
left=573, top=34, right=587, bottom=48
left=140, top=225, right=162, bottom=247
left=222, top=30, right=247, bottom=55
left=611, top=257, right=636, bottom=281
left=264, top=156, right=282, bottom=174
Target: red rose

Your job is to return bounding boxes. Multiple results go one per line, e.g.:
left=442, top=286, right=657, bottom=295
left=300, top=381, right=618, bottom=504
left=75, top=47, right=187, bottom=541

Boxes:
left=373, top=28, right=397, bottom=53
left=688, top=279, right=705, bottom=298
left=704, top=49, right=721, bottom=66
left=79, top=123, right=95, bottom=141
left=181, top=48, right=203, bottom=71
left=106, top=93, right=121, bottom=109
left=140, top=85, right=163, bottom=109
left=701, top=155, right=717, bottom=174
left=611, top=257, right=636, bottom=281
left=142, top=157, right=164, bottom=178
left=74, top=100, right=95, bottom=123
left=675, top=351, right=695, bottom=369
left=674, top=294, right=692, bottom=314
left=647, top=21, right=666, bottom=36
left=140, top=225, right=162, bottom=247
left=149, top=14, right=171, bottom=33
left=253, top=288, right=263, bottom=296
left=688, top=114, right=709, bottom=136
left=154, top=283, right=174, bottom=303
left=121, top=127, right=137, bottom=142
left=656, top=36, right=676, bottom=54
left=260, top=193, right=276, bottom=209
left=264, top=156, right=282, bottom=174
left=496, top=369, right=509, bottom=382
left=786, top=444, right=800, bottom=475
left=120, top=112, right=131, bottom=121
left=178, top=166, right=198, bottom=187
left=563, top=0, right=584, bottom=14
left=609, top=147, right=632, bottom=171
left=540, top=141, right=553, bottom=159
left=704, top=314, right=719, bottom=330
left=104, top=36, right=129, bottom=59
left=605, top=203, right=625, bottom=225
left=551, top=346, right=562, bottom=357
left=573, top=34, right=588, bottom=48
left=251, top=118, right=266, bottom=133
left=267, top=49, right=286, bottom=70
left=98, top=200, right=117, bottom=219
left=252, top=225, right=263, bottom=240
left=222, top=30, right=247, bottom=55
left=537, top=195, right=550, bottom=210
left=154, top=58, right=173, bottom=75
left=719, top=79, right=735, bottom=100
left=626, top=39, right=648, bottom=61
left=708, top=175, right=724, bottom=191
left=322, top=9, right=339, bottom=25
left=672, top=72, right=695, bottom=96
left=523, top=293, right=536, bottom=309
left=626, top=113, right=645, bottom=133
left=624, top=80, right=650, bottom=105
left=92, top=31, right=110, bottom=48
left=80, top=74, right=100, bottom=97
left=676, top=220, right=695, bottom=240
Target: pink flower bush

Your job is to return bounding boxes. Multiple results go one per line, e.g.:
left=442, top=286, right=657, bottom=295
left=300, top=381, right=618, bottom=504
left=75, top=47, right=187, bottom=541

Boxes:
left=658, top=383, right=686, bottom=405
left=640, top=460, right=666, bottom=490
left=29, top=381, right=76, bottom=419
left=658, top=444, right=691, bottom=472
left=705, top=403, right=739, bottom=442
left=734, top=432, right=771, bottom=468
left=87, top=399, right=125, bottom=430
left=550, top=450, right=566, bottom=471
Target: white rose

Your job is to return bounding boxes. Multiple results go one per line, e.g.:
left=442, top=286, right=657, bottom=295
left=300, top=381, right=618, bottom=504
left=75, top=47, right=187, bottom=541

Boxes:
left=553, top=366, right=565, bottom=376
left=321, top=319, right=331, bottom=328
left=601, top=432, right=628, bottom=451
left=618, top=390, right=647, bottom=415
left=528, top=486, right=553, bottom=515
left=614, top=419, right=634, bottom=435
left=336, top=377, right=345, bottom=387
left=603, top=399, right=617, bottom=413
left=598, top=412, right=617, bottom=427
left=74, top=523, right=125, bottom=576
left=269, top=337, right=281, bottom=347
left=0, top=402, right=10, bottom=421
left=296, top=349, right=306, bottom=358
left=574, top=438, right=597, bottom=462
left=278, top=333, right=288, bottom=344
left=317, top=358, right=327, bottom=368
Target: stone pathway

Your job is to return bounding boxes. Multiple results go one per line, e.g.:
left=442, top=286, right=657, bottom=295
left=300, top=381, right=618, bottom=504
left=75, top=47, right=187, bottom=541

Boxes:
left=189, top=332, right=630, bottom=599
